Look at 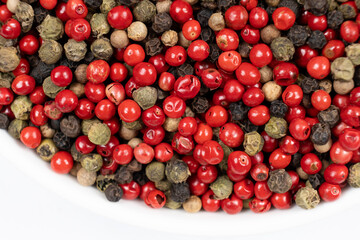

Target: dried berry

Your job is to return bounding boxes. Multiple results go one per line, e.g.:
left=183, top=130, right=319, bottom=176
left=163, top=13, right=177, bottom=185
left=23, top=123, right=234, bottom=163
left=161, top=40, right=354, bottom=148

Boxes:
left=243, top=131, right=264, bottom=156
left=53, top=131, right=72, bottom=150
left=311, top=123, right=331, bottom=145
left=338, top=4, right=356, bottom=20
left=267, top=169, right=293, bottom=194
left=36, top=139, right=58, bottom=162
left=145, top=38, right=163, bottom=56
left=91, top=38, right=113, bottom=61
left=239, top=119, right=259, bottom=133
left=104, top=184, right=123, bottom=202
left=279, top=0, right=301, bottom=16
left=210, top=176, right=233, bottom=200
left=238, top=42, right=252, bottom=58
left=229, top=101, right=250, bottom=121
left=37, top=15, right=64, bottom=40
left=15, top=2, right=34, bottom=33
left=133, top=170, right=148, bottom=186
left=152, top=13, right=172, bottom=34
left=264, top=117, right=288, bottom=139
left=39, top=40, right=63, bottom=65
left=127, top=159, right=142, bottom=172
left=295, top=186, right=320, bottom=209
left=90, top=13, right=110, bottom=37
left=96, top=174, right=116, bottom=192
left=0, top=113, right=10, bottom=129
left=270, top=100, right=288, bottom=118
left=70, top=143, right=82, bottom=162
left=88, top=123, right=111, bottom=145
left=345, top=44, right=360, bottom=66
left=271, top=37, right=295, bottom=62
left=208, top=12, right=225, bottom=31
left=287, top=25, right=311, bottom=47
left=80, top=153, right=103, bottom=172
left=307, top=31, right=327, bottom=50
left=192, top=97, right=210, bottom=114
left=0, top=46, right=20, bottom=72
left=208, top=43, right=221, bottom=63
left=331, top=57, right=355, bottom=81
left=77, top=167, right=97, bottom=186
left=301, top=77, right=320, bottom=94
left=170, top=182, right=190, bottom=203
left=176, top=63, right=194, bottom=77
left=133, top=0, right=156, bottom=22
left=304, top=0, right=328, bottom=16
left=161, top=30, right=178, bottom=47
left=85, top=0, right=102, bottom=9
left=10, top=96, right=32, bottom=121
left=34, top=6, right=49, bottom=24
left=115, top=166, right=133, bottom=184
left=8, top=119, right=28, bottom=139
left=307, top=173, right=324, bottom=189
left=165, top=159, right=191, bottom=184
left=348, top=163, right=360, bottom=188
left=317, top=105, right=340, bottom=128
left=197, top=9, right=213, bottom=27
left=327, top=11, right=344, bottom=30
left=132, top=86, right=157, bottom=110
left=146, top=162, right=165, bottom=182
left=261, top=24, right=281, bottom=44
left=183, top=195, right=202, bottom=213
left=60, top=115, right=81, bottom=138
left=128, top=21, right=148, bottom=41
left=43, top=76, right=66, bottom=99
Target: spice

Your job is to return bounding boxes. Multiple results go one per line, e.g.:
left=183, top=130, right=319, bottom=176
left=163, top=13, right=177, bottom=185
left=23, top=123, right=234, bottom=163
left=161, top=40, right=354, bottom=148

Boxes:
left=177, top=64, right=194, bottom=77
left=85, top=0, right=102, bottom=9
left=239, top=119, right=259, bottom=133
left=301, top=77, right=319, bottom=94
left=317, top=105, right=340, bottom=128
left=90, top=38, right=113, bottom=61
left=156, top=0, right=172, bottom=13
left=170, top=182, right=191, bottom=203
left=76, top=167, right=97, bottom=186
left=133, top=0, right=156, bottom=22
left=210, top=176, right=233, bottom=200
left=70, top=143, right=82, bottom=162
left=229, top=101, right=250, bottom=121
left=261, top=24, right=281, bottom=44
left=338, top=4, right=356, bottom=19
left=243, top=131, right=264, bottom=156
left=279, top=0, right=301, bottom=16
left=110, top=30, right=129, bottom=49
left=74, top=64, right=88, bottom=83
left=145, top=38, right=163, bottom=57
left=165, top=190, right=182, bottom=209
left=295, top=186, right=320, bottom=209
left=15, top=2, right=34, bottom=33
left=265, top=117, right=288, bottom=139
left=36, top=139, right=58, bottom=161
left=345, top=44, right=360, bottom=66
left=304, top=0, right=328, bottom=16
left=311, top=123, right=331, bottom=145
left=70, top=162, right=82, bottom=177
left=262, top=81, right=282, bottom=102
left=307, top=173, right=324, bottom=189
left=259, top=66, right=273, bottom=84
left=333, top=79, right=354, bottom=95
left=163, top=117, right=181, bottom=132
left=267, top=169, right=293, bottom=194
left=271, top=37, right=295, bottom=62
left=155, top=180, right=172, bottom=192
left=327, top=11, right=344, bottom=30
left=152, top=13, right=172, bottom=34
left=60, top=115, right=81, bottom=138
left=307, top=31, right=327, bottom=50
left=0, top=72, right=14, bottom=88
left=238, top=42, right=252, bottom=58
left=119, top=124, right=138, bottom=140
left=314, top=139, right=332, bottom=153
left=81, top=119, right=101, bottom=135
left=0, top=113, right=9, bottom=129
left=122, top=119, right=144, bottom=131
left=10, top=96, right=32, bottom=120
left=165, top=159, right=191, bottom=184
left=191, top=97, right=210, bottom=114
left=64, top=39, right=87, bottom=62
left=128, top=138, right=142, bottom=148
left=161, top=30, right=178, bottom=47
left=37, top=15, right=63, bottom=40
left=208, top=12, right=225, bottom=32
left=38, top=40, right=63, bottom=64
left=100, top=0, right=116, bottom=14
left=266, top=0, right=280, bottom=7
left=146, top=162, right=165, bottom=182
left=132, top=86, right=158, bottom=110
left=104, top=184, right=123, bottom=202
left=33, top=6, right=48, bottom=24
left=8, top=119, right=28, bottom=139
left=208, top=43, right=221, bottom=63
left=53, top=131, right=72, bottom=150
left=297, top=167, right=309, bottom=180
left=269, top=100, right=288, bottom=118
left=80, top=153, right=103, bottom=172
left=96, top=174, right=116, bottom=192
left=0, top=46, right=20, bottom=72
left=287, top=25, right=311, bottom=47
left=128, top=21, right=148, bottom=41
left=127, top=159, right=142, bottom=172
left=183, top=195, right=202, bottom=213
left=31, top=61, right=55, bottom=84
left=348, top=163, right=360, bottom=188
left=88, top=123, right=111, bottom=145
left=115, top=166, right=133, bottom=184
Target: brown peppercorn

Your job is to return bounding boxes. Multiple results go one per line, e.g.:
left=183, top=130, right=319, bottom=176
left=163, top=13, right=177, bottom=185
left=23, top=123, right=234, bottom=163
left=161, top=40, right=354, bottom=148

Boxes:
left=208, top=12, right=225, bottom=32
left=110, top=30, right=129, bottom=49
left=0, top=72, right=14, bottom=88
left=69, top=82, right=85, bottom=98
left=127, top=159, right=142, bottom=172
left=90, top=13, right=110, bottom=38
left=178, top=31, right=192, bottom=48
left=127, top=21, right=148, bottom=41
left=60, top=115, right=81, bottom=138
left=77, top=167, right=97, bottom=186
left=119, top=124, right=138, bottom=140
left=314, top=139, right=332, bottom=153
left=64, top=39, right=87, bottom=62
left=152, top=12, right=172, bottom=34
left=156, top=0, right=172, bottom=13
left=161, top=30, right=178, bottom=47
left=74, top=64, right=88, bottom=83
left=6, top=0, right=19, bottom=13
left=165, top=159, right=191, bottom=184
left=262, top=81, right=282, bottom=102
left=0, top=46, right=20, bottom=72
left=115, top=166, right=133, bottom=184
left=0, top=35, right=17, bottom=47
left=266, top=0, right=280, bottom=6
left=37, top=15, right=64, bottom=40
left=259, top=66, right=273, bottom=83
left=238, top=42, right=252, bottom=58
left=163, top=117, right=181, bottom=132
left=348, top=163, right=360, bottom=188
left=331, top=57, right=355, bottom=81
left=96, top=174, right=116, bottom=192
left=333, top=79, right=354, bottom=95
left=104, top=183, right=123, bottom=202
left=39, top=123, right=55, bottom=138
left=296, top=167, right=309, bottom=180
left=90, top=38, right=113, bottom=61
left=261, top=24, right=281, bottom=44
left=339, top=3, right=356, bottom=19
left=145, top=38, right=163, bottom=56
left=183, top=195, right=202, bottom=213
left=155, top=180, right=172, bottom=191
left=267, top=169, right=293, bottom=193
left=70, top=162, right=82, bottom=177
left=39, top=40, right=63, bottom=64
left=128, top=138, right=142, bottom=148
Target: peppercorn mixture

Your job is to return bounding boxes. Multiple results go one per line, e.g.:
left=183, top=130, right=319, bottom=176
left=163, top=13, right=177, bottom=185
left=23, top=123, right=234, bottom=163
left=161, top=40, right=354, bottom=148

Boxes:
left=1, top=0, right=360, bottom=214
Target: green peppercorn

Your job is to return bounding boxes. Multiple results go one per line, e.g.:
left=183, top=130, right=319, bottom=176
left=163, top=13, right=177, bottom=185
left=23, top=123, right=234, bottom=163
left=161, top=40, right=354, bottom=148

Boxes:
left=15, top=2, right=34, bottom=33
left=37, top=15, right=64, bottom=40
left=121, top=119, right=144, bottom=131
left=331, top=57, right=355, bottom=81
left=42, top=76, right=66, bottom=99
left=36, top=139, right=58, bottom=161
left=88, top=123, right=111, bottom=145
left=133, top=0, right=156, bottom=22
left=267, top=169, right=293, bottom=193
left=264, top=117, right=288, bottom=139
left=155, top=180, right=172, bottom=192
left=8, top=119, right=28, bottom=139
left=348, top=163, right=360, bottom=188
left=270, top=37, right=295, bottom=61
left=165, top=159, right=191, bottom=184
left=77, top=167, right=97, bottom=186
left=0, top=46, right=20, bottom=72
left=100, top=0, right=116, bottom=14
left=80, top=153, right=103, bottom=172
left=345, top=44, right=360, bottom=66
left=132, top=86, right=158, bottom=110
left=210, top=176, right=233, bottom=200
left=64, top=39, right=87, bottom=62
left=96, top=174, right=116, bottom=192
left=90, top=13, right=110, bottom=38
left=81, top=118, right=101, bottom=135
left=338, top=3, right=356, bottom=19
left=10, top=96, right=32, bottom=120
left=145, top=162, right=165, bottom=182
left=70, top=143, right=82, bottom=162
left=165, top=190, right=182, bottom=209
left=243, top=131, right=264, bottom=156
left=182, top=195, right=202, bottom=213
left=90, top=38, right=113, bottom=61
left=0, top=72, right=14, bottom=88
left=295, top=186, right=320, bottom=210
left=39, top=40, right=63, bottom=64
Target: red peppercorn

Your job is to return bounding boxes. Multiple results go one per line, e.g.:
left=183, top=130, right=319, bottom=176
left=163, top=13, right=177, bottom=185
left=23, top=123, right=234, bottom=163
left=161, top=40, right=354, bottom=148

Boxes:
left=319, top=182, right=341, bottom=202
left=205, top=105, right=228, bottom=127
left=270, top=192, right=292, bottom=209
left=44, top=101, right=63, bottom=120
left=273, top=62, right=299, bottom=86
left=225, top=5, right=248, bottom=30
left=96, top=135, right=119, bottom=157
left=288, top=170, right=300, bottom=190
left=201, top=68, right=223, bottom=90
left=182, top=19, right=201, bottom=41
left=124, top=44, right=145, bottom=66
left=279, top=136, right=299, bottom=155
left=107, top=5, right=133, bottom=29
left=341, top=106, right=360, bottom=127
left=51, top=66, right=73, bottom=87
left=12, top=58, right=30, bottom=76
left=146, top=190, right=166, bottom=209
left=120, top=181, right=140, bottom=200
left=87, top=60, right=110, bottom=84
left=51, top=151, right=73, bottom=174
left=249, top=198, right=271, bottom=213
left=272, top=7, right=296, bottom=30
left=249, top=43, right=272, bottom=68
left=240, top=24, right=260, bottom=44
left=234, top=179, right=254, bottom=200
left=165, top=46, right=187, bottom=67
left=218, top=51, right=242, bottom=72
left=66, top=0, right=87, bottom=19
left=322, top=40, right=345, bottom=61
left=250, top=163, right=269, bottom=182
left=254, top=181, right=272, bottom=200
left=174, top=75, right=201, bottom=99
left=324, top=163, right=349, bottom=185
left=216, top=28, right=240, bottom=51
left=30, top=105, right=48, bottom=126
left=285, top=105, right=306, bottom=122
left=311, top=90, right=331, bottom=111
left=75, top=135, right=96, bottom=154
left=248, top=105, right=270, bottom=126
left=0, top=5, right=12, bottom=23
left=148, top=54, right=169, bottom=74
left=189, top=175, right=208, bottom=196
left=20, top=126, right=42, bottom=149
left=55, top=2, right=70, bottom=22
left=300, top=153, right=322, bottom=175
left=223, top=79, right=245, bottom=102
left=339, top=129, right=360, bottom=151
left=289, top=118, right=311, bottom=141
left=197, top=165, right=218, bottom=184
left=75, top=98, right=95, bottom=120
left=163, top=95, right=186, bottom=118
left=133, top=143, right=154, bottom=164
left=187, top=40, right=210, bottom=62
left=143, top=126, right=165, bottom=146
left=154, top=142, right=173, bottom=163
left=29, top=86, right=46, bottom=105
left=219, top=122, right=244, bottom=148
left=282, top=84, right=303, bottom=107
left=202, top=190, right=221, bottom=212
left=110, top=63, right=128, bottom=83
left=118, top=99, right=141, bottom=123
left=19, top=35, right=39, bottom=55
left=158, top=72, right=176, bottom=92
left=236, top=62, right=260, bottom=86
left=261, top=131, right=279, bottom=153
left=307, top=56, right=330, bottom=80
left=308, top=13, right=327, bottom=31
left=133, top=62, right=157, bottom=87
left=113, top=144, right=133, bottom=165
left=249, top=7, right=268, bottom=29
left=0, top=18, right=21, bottom=39
left=295, top=45, right=318, bottom=68
left=340, top=20, right=359, bottom=43
left=194, top=123, right=213, bottom=144
left=11, top=74, right=35, bottom=96
left=269, top=148, right=292, bottom=169
left=330, top=141, right=353, bottom=165
left=172, top=132, right=194, bottom=155
left=228, top=151, right=252, bottom=175
left=55, top=90, right=78, bottom=113
left=70, top=18, right=91, bottom=41
left=221, top=195, right=243, bottom=214
left=169, top=0, right=193, bottom=24
left=0, top=88, right=13, bottom=106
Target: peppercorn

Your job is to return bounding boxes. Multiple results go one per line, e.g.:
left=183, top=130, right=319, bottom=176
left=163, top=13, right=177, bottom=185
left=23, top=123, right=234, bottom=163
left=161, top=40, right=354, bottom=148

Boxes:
left=118, top=0, right=139, bottom=6
left=128, top=138, right=142, bottom=149
left=53, top=131, right=72, bottom=150
left=208, top=12, right=225, bottom=32
left=110, top=30, right=129, bottom=49
left=333, top=79, right=354, bottom=95
left=39, top=40, right=63, bottom=65
left=290, top=152, right=302, bottom=168
left=89, top=13, right=109, bottom=38
left=264, top=117, right=288, bottom=139
left=314, top=139, right=332, bottom=153
left=161, top=30, right=178, bottom=47
left=96, top=174, right=116, bottom=192
left=198, top=27, right=213, bottom=43
left=80, top=153, right=103, bottom=172
left=36, top=139, right=58, bottom=162
left=63, top=39, right=87, bottom=62
left=260, top=25, right=280, bottom=45
left=104, top=183, right=123, bottom=202
left=88, top=123, right=111, bottom=145
left=338, top=4, right=356, bottom=20
left=76, top=167, right=97, bottom=186
left=119, top=124, right=138, bottom=140
left=269, top=100, right=288, bottom=118
left=229, top=101, right=250, bottom=121
left=238, top=42, right=252, bottom=58
left=8, top=119, right=28, bottom=139
left=301, top=77, right=319, bottom=94
left=10, top=95, right=32, bottom=121
left=176, top=32, right=191, bottom=48
left=126, top=160, right=142, bottom=173
left=266, top=6, right=277, bottom=19
left=170, top=182, right=191, bottom=203
left=208, top=43, right=221, bottom=63
left=122, top=119, right=144, bottom=131
left=192, top=97, right=210, bottom=114
left=146, top=162, right=165, bottom=183
left=73, top=64, right=87, bottom=84
left=183, top=195, right=202, bottom=213
left=59, top=115, right=81, bottom=139
left=0, top=46, right=20, bottom=72
left=201, top=0, right=217, bottom=9
left=345, top=44, right=360, bottom=66
left=295, top=186, right=320, bottom=209
left=0, top=72, right=13, bottom=88
left=128, top=21, right=148, bottom=42
left=70, top=143, right=82, bottom=162
left=133, top=0, right=156, bottom=22
left=0, top=35, right=16, bottom=48
left=161, top=118, right=180, bottom=133
left=30, top=62, right=54, bottom=85
left=0, top=113, right=9, bottom=129
left=271, top=37, right=295, bottom=62
left=115, top=165, right=133, bottom=184
left=309, top=123, right=331, bottom=146
left=165, top=159, right=191, bottom=184
left=144, top=38, right=162, bottom=57
left=33, top=6, right=48, bottom=24
left=331, top=57, right=355, bottom=81
left=304, top=0, right=328, bottom=16
left=262, top=81, right=282, bottom=102
left=266, top=0, right=280, bottom=6
left=307, top=31, right=327, bottom=50
left=348, top=163, right=360, bottom=188
left=156, top=0, right=171, bottom=13
left=132, top=86, right=157, bottom=110
left=243, top=131, right=264, bottom=156
left=240, top=119, right=259, bottom=133
left=210, top=176, right=233, bottom=200
left=90, top=38, right=113, bottom=61
left=152, top=13, right=172, bottom=34
left=307, top=173, right=324, bottom=189
left=258, top=66, right=272, bottom=84
left=267, top=169, right=293, bottom=194
left=319, top=79, right=332, bottom=94
left=287, top=25, right=311, bottom=47
left=81, top=119, right=101, bottom=136
left=176, top=63, right=194, bottom=77
left=163, top=190, right=181, bottom=209
left=43, top=77, right=66, bottom=99
left=37, top=15, right=63, bottom=41
left=100, top=0, right=116, bottom=14
left=317, top=105, right=340, bottom=128
left=327, top=11, right=344, bottom=30
left=15, top=2, right=34, bottom=33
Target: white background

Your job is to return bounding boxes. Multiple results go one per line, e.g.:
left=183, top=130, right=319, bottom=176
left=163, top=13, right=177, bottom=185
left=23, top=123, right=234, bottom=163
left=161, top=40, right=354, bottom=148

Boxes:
left=0, top=143, right=359, bottom=240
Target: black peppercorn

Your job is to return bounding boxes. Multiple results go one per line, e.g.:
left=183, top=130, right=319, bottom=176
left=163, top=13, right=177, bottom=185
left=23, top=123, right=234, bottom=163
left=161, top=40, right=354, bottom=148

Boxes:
left=85, top=0, right=102, bottom=9
left=307, top=30, right=327, bottom=50
left=308, top=173, right=324, bottom=189
left=118, top=0, right=140, bottom=6
left=127, top=159, right=142, bottom=172
left=270, top=100, right=288, bottom=118
left=208, top=43, right=221, bottom=63
left=115, top=166, right=133, bottom=184
left=197, top=9, right=213, bottom=27
left=152, top=13, right=172, bottom=34
left=239, top=119, right=259, bottom=133
left=170, top=182, right=191, bottom=203
left=133, top=170, right=149, bottom=186
left=33, top=6, right=49, bottom=24
left=0, top=113, right=9, bottom=129
left=327, top=11, right=344, bottom=30
left=287, top=25, right=311, bottom=47
left=317, top=105, right=340, bottom=128
left=238, top=42, right=252, bottom=58
left=200, top=27, right=215, bottom=43
left=60, top=115, right=81, bottom=138
left=267, top=169, right=293, bottom=194
left=192, top=97, right=210, bottom=114
left=96, top=174, right=116, bottom=192
left=229, top=101, right=250, bottom=121
left=300, top=76, right=320, bottom=94
left=165, top=159, right=191, bottom=184
left=104, top=184, right=123, bottom=202
left=304, top=0, right=328, bottom=16
left=176, top=63, right=194, bottom=77
left=278, top=0, right=301, bottom=17
left=50, top=119, right=61, bottom=130
left=291, top=153, right=302, bottom=168
left=311, top=123, right=331, bottom=145
left=145, top=38, right=163, bottom=57
left=218, top=0, right=236, bottom=11
left=30, top=61, right=55, bottom=84
left=53, top=131, right=72, bottom=150
left=266, top=6, right=277, bottom=17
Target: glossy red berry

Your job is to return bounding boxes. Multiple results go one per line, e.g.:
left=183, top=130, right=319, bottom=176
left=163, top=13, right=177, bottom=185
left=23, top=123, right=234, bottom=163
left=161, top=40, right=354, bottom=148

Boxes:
left=51, top=66, right=73, bottom=87
left=216, top=28, right=239, bottom=51
left=107, top=5, right=133, bottom=30
left=19, top=35, right=39, bottom=55
left=202, top=190, right=221, bottom=212
left=228, top=151, right=252, bottom=175
left=165, top=46, right=187, bottom=67
left=249, top=43, right=272, bottom=68
left=234, top=179, right=254, bottom=200
left=55, top=90, right=78, bottom=113
left=225, top=5, right=248, bottom=30
left=86, top=60, right=110, bottom=84
left=219, top=122, right=244, bottom=148
left=205, top=105, right=228, bottom=127
left=11, top=74, right=35, bottom=96
left=289, top=118, right=311, bottom=141
left=311, top=90, right=331, bottom=111
left=133, top=143, right=154, bottom=164
left=248, top=105, right=270, bottom=126
left=340, top=20, right=359, bottom=43
left=330, top=141, right=353, bottom=165
left=270, top=192, right=292, bottom=209
left=66, top=0, right=88, bottom=19
left=174, top=75, right=201, bottom=100
left=51, top=151, right=73, bottom=174
left=282, top=84, right=303, bottom=107
left=300, top=153, right=322, bottom=175
left=307, top=56, right=330, bottom=80
left=0, top=18, right=21, bottom=39
left=221, top=195, right=243, bottom=214
left=163, top=95, right=186, bottom=118
left=133, top=62, right=157, bottom=87
left=182, top=20, right=201, bottom=41
left=20, top=126, right=42, bottom=149
left=124, top=44, right=145, bottom=66
left=319, top=183, right=341, bottom=202
left=324, top=163, right=348, bottom=185
left=272, top=7, right=296, bottom=30
left=154, top=143, right=173, bottom=163
left=169, top=0, right=193, bottom=24
left=249, top=7, right=268, bottom=29
left=118, top=99, right=141, bottom=123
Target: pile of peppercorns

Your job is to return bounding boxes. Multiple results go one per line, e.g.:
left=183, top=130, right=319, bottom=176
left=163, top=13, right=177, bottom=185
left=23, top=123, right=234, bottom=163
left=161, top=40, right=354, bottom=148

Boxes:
left=1, top=0, right=360, bottom=214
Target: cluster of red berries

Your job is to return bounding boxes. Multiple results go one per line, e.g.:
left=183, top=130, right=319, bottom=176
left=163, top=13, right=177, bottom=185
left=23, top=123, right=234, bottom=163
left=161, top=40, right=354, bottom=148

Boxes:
left=1, top=0, right=360, bottom=214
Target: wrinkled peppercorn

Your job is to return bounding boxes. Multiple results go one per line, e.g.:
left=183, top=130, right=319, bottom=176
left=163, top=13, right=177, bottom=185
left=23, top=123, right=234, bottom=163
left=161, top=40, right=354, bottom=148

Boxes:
left=0, top=113, right=9, bottom=129
left=267, top=169, right=293, bottom=194
left=311, top=123, right=331, bottom=145
left=155, top=180, right=171, bottom=192
left=85, top=0, right=102, bottom=9
left=77, top=167, right=97, bottom=186
left=200, top=27, right=215, bottom=43
left=145, top=38, right=163, bottom=56
left=96, top=174, right=116, bottom=192
left=0, top=72, right=14, bottom=88
left=304, top=0, right=328, bottom=16
left=132, top=87, right=157, bottom=110
left=91, top=38, right=113, bottom=60
left=291, top=153, right=302, bottom=168
left=15, top=2, right=34, bottom=33
left=295, top=186, right=320, bottom=209
left=118, top=0, right=139, bottom=6
left=146, top=162, right=165, bottom=182
left=271, top=37, right=295, bottom=62
left=210, top=176, right=233, bottom=200
left=345, top=44, right=360, bottom=66
left=301, top=77, right=320, bottom=94
left=53, top=131, right=72, bottom=150
left=308, top=173, right=324, bottom=189
left=307, top=31, right=327, bottom=50
left=339, top=4, right=356, bottom=20
left=197, top=9, right=213, bottom=27
left=33, top=6, right=49, bottom=24
left=115, top=166, right=133, bottom=184
left=348, top=163, right=360, bottom=188
left=122, top=119, right=144, bottom=131
left=0, top=46, right=20, bottom=72
left=165, top=159, right=191, bottom=184
left=11, top=96, right=32, bottom=121
left=243, top=131, right=264, bottom=156
left=80, top=153, right=103, bottom=172
left=177, top=63, right=194, bottom=77
left=133, top=169, right=148, bottom=186
left=317, top=105, right=340, bottom=128
left=152, top=13, right=172, bottom=34
left=261, top=24, right=281, bottom=44
left=229, top=101, right=250, bottom=121
left=133, top=0, right=156, bottom=22
left=279, top=0, right=301, bottom=17
left=37, top=15, right=64, bottom=41
left=60, top=115, right=81, bottom=138
left=39, top=40, right=63, bottom=65
left=208, top=43, right=221, bottom=63
left=36, top=139, right=58, bottom=162
left=265, top=117, right=288, bottom=139
left=327, top=11, right=344, bottom=30
left=90, top=13, right=110, bottom=38
left=287, top=25, right=311, bottom=47
left=192, top=97, right=210, bottom=114
left=270, top=100, right=288, bottom=118
left=238, top=42, right=252, bottom=58
left=43, top=77, right=66, bottom=99
left=104, top=183, right=123, bottom=202
left=8, top=119, right=28, bottom=139
left=70, top=143, right=82, bottom=162
left=240, top=119, right=259, bottom=133
left=30, top=62, right=54, bottom=84
left=170, top=182, right=191, bottom=203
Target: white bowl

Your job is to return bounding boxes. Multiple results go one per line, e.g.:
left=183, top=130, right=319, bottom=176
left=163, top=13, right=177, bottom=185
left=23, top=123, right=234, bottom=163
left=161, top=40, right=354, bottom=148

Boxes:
left=1, top=130, right=359, bottom=236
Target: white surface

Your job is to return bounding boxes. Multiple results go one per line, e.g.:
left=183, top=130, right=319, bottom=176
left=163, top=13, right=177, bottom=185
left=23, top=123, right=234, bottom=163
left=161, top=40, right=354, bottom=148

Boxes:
left=0, top=130, right=359, bottom=240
